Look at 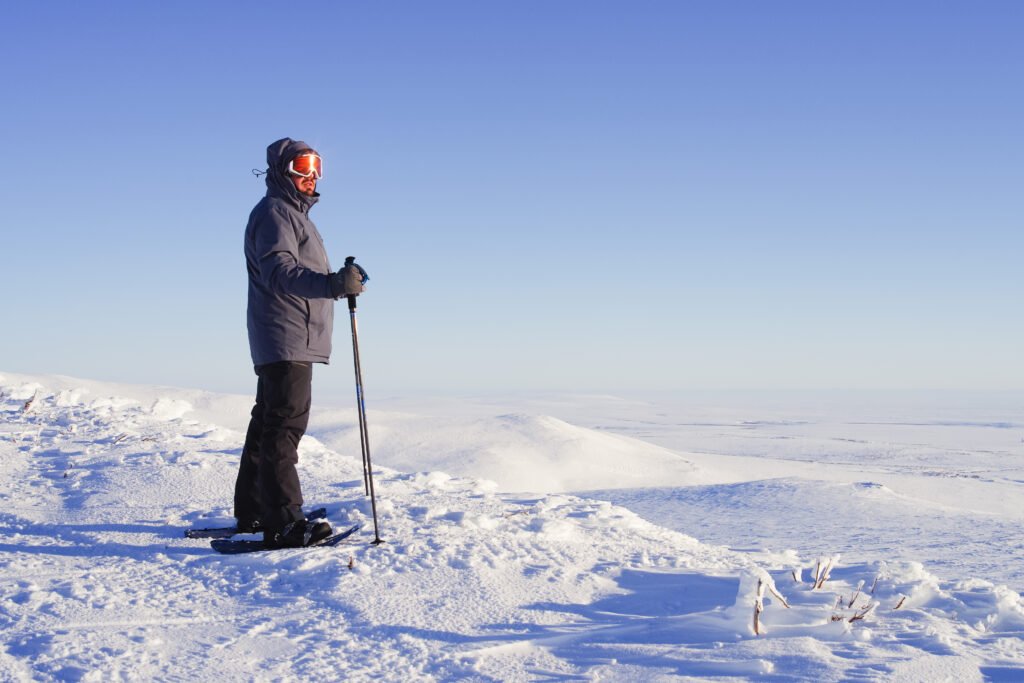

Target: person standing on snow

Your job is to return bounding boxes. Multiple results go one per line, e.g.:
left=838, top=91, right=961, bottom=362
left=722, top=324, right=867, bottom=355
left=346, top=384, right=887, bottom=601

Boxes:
left=234, top=137, right=368, bottom=548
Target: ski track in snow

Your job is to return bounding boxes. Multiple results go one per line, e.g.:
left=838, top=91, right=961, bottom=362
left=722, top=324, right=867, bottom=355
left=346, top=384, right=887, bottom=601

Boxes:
left=1, top=373, right=1023, bottom=681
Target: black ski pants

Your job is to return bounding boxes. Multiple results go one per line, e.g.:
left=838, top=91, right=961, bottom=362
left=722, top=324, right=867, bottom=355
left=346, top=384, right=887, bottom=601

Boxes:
left=234, top=361, right=312, bottom=534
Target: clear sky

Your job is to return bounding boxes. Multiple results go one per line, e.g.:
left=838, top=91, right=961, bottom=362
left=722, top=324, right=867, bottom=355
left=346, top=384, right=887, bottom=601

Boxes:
left=1, top=2, right=1021, bottom=395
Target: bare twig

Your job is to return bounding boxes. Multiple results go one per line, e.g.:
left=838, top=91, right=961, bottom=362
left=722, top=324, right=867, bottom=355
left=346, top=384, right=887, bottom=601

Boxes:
left=815, top=557, right=835, bottom=589
left=22, top=392, right=38, bottom=412
left=850, top=602, right=875, bottom=623
left=754, top=579, right=766, bottom=635
left=848, top=580, right=864, bottom=608
left=766, top=581, right=791, bottom=609
left=869, top=575, right=879, bottom=595
left=893, top=595, right=907, bottom=610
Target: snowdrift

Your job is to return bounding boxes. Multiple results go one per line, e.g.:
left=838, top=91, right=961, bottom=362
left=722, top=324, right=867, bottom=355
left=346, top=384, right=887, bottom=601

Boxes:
left=311, top=409, right=714, bottom=493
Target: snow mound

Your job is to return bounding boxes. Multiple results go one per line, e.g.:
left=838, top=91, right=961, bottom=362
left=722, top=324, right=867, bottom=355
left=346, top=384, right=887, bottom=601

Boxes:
left=150, top=398, right=193, bottom=420
left=312, top=410, right=713, bottom=493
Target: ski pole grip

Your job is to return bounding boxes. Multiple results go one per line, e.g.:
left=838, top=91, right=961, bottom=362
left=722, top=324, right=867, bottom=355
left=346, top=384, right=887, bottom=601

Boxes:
left=345, top=257, right=359, bottom=311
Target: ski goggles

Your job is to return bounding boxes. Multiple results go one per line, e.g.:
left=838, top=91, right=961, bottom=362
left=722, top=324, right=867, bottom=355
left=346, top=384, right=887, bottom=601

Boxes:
left=287, top=152, right=322, bottom=179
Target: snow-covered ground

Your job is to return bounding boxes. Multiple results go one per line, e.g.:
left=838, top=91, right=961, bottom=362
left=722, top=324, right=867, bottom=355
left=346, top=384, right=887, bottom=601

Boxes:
left=1, top=372, right=1023, bottom=681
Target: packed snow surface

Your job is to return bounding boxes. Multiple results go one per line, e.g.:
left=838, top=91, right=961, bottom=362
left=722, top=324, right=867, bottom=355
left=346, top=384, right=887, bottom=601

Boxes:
left=1, top=372, right=1023, bottom=681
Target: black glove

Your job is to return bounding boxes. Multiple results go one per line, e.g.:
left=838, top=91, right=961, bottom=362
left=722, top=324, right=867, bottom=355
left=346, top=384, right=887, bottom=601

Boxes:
left=330, top=257, right=369, bottom=298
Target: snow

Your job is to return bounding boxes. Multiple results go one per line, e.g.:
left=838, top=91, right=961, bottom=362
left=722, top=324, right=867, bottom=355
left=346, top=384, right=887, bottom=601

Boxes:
left=1, top=371, right=1023, bottom=680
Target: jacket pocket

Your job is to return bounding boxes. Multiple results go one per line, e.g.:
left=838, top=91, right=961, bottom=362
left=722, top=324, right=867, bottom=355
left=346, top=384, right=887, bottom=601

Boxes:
left=304, top=299, right=311, bottom=347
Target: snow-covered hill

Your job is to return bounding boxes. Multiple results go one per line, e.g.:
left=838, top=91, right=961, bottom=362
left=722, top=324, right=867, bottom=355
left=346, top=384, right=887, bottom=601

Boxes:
left=1, top=372, right=1023, bottom=680
left=310, top=408, right=716, bottom=493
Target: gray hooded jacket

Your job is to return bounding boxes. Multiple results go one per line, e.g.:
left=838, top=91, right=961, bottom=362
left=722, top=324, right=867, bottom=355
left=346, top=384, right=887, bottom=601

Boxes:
left=245, top=138, right=334, bottom=367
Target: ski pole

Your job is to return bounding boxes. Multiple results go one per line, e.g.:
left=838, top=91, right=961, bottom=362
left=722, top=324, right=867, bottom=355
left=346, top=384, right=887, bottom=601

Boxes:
left=347, top=289, right=383, bottom=545
left=343, top=258, right=372, bottom=497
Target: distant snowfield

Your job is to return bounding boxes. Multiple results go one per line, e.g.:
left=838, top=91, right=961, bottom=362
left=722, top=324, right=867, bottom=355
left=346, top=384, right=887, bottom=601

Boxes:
left=1, top=372, right=1023, bottom=681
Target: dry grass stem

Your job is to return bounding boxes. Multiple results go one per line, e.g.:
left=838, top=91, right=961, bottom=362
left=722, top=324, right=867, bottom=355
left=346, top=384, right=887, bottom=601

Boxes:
left=815, top=557, right=835, bottom=589
left=753, top=578, right=766, bottom=635
left=849, top=603, right=875, bottom=623
left=767, top=582, right=790, bottom=609
left=848, top=580, right=864, bottom=608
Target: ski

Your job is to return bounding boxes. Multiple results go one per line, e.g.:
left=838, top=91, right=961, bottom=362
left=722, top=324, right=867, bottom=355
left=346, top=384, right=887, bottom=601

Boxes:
left=185, top=507, right=328, bottom=539
left=210, top=523, right=362, bottom=555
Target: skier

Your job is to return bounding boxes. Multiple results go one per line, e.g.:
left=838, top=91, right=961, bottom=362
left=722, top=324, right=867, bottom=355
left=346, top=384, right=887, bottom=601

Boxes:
left=234, top=137, right=367, bottom=548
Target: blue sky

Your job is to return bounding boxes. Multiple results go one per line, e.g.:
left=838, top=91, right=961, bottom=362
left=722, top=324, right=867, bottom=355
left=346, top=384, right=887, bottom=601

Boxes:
left=1, top=2, right=1021, bottom=395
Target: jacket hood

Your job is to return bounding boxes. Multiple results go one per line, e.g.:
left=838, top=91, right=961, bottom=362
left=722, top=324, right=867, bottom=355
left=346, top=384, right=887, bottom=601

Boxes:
left=265, top=137, right=320, bottom=211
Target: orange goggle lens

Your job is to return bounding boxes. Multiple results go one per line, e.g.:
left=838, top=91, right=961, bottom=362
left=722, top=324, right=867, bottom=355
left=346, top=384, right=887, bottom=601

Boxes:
left=288, top=153, right=322, bottom=179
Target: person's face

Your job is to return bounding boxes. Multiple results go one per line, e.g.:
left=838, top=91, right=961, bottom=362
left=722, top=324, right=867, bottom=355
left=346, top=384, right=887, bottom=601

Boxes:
left=291, top=172, right=317, bottom=196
